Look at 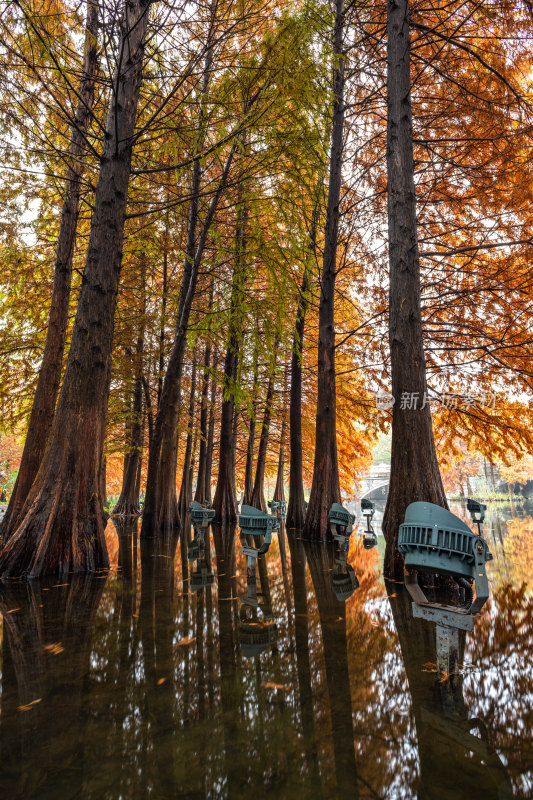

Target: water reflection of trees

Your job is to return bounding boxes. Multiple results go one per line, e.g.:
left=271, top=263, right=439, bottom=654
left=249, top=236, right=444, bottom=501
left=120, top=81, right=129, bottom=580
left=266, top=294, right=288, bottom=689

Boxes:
left=0, top=518, right=531, bottom=798
left=0, top=574, right=105, bottom=798
left=388, top=587, right=513, bottom=800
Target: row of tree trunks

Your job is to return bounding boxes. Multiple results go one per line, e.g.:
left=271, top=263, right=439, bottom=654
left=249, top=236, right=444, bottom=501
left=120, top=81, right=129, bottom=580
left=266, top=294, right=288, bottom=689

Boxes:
left=213, top=146, right=248, bottom=521
left=141, top=30, right=217, bottom=537
left=141, top=144, right=236, bottom=538
left=0, top=0, right=152, bottom=579
left=1, top=0, right=99, bottom=541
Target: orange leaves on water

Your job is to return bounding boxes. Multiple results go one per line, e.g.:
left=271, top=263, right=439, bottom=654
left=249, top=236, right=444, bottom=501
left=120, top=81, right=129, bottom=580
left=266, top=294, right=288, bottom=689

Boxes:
left=43, top=642, right=64, bottom=655
left=18, top=698, right=42, bottom=712
left=176, top=636, right=194, bottom=646
left=261, top=682, right=290, bottom=691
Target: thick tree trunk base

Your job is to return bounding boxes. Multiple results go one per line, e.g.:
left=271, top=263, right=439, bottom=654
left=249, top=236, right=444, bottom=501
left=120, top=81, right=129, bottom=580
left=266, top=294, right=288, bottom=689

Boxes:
left=286, top=496, right=306, bottom=530
left=303, top=459, right=340, bottom=540
left=0, top=417, right=109, bottom=579
left=382, top=408, right=448, bottom=580
left=213, top=480, right=237, bottom=522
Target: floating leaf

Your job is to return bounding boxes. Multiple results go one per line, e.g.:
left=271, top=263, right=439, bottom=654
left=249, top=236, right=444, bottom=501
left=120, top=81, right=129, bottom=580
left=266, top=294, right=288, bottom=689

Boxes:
left=18, top=699, right=42, bottom=712
left=262, top=682, right=290, bottom=691
left=176, top=636, right=194, bottom=646
left=44, top=642, right=64, bottom=655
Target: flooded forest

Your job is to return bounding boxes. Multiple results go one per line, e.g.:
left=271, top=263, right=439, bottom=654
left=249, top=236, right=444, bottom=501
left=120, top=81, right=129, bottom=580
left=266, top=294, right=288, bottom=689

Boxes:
left=0, top=0, right=532, bottom=797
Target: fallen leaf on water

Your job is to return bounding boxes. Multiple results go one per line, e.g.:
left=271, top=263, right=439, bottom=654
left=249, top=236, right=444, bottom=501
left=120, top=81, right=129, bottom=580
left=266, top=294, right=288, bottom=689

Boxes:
left=157, top=678, right=166, bottom=685
left=389, top=593, right=398, bottom=598
left=52, top=583, right=70, bottom=588
left=132, top=613, right=138, bottom=618
left=176, top=636, right=194, bottom=646
left=262, top=682, right=290, bottom=691
left=218, top=596, right=238, bottom=601
left=44, top=642, right=64, bottom=655
left=18, top=699, right=42, bottom=712
left=7, top=608, right=20, bottom=614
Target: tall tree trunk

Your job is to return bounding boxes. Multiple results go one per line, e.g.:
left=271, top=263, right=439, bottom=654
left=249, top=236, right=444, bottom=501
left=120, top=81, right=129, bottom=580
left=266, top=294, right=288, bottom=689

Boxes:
left=213, top=326, right=239, bottom=520
left=243, top=347, right=259, bottom=506
left=382, top=0, right=447, bottom=578
left=303, top=0, right=345, bottom=538
left=194, top=339, right=212, bottom=504
left=114, top=331, right=144, bottom=516
left=213, top=155, right=247, bottom=521
left=273, top=367, right=288, bottom=502
left=231, top=402, right=240, bottom=504
left=273, top=414, right=287, bottom=503
left=194, top=282, right=215, bottom=504
left=157, top=238, right=168, bottom=407
left=178, top=354, right=198, bottom=515
left=142, top=36, right=218, bottom=537
left=0, top=0, right=151, bottom=578
left=204, top=347, right=219, bottom=505
left=141, top=145, right=235, bottom=538
left=287, top=202, right=319, bottom=529
left=250, top=355, right=277, bottom=512
left=1, top=0, right=99, bottom=541
left=287, top=267, right=311, bottom=528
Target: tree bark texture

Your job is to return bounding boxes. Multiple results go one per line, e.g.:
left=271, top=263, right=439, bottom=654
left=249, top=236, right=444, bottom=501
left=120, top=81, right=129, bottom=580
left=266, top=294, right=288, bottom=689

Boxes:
left=382, top=0, right=447, bottom=578
left=194, top=339, right=212, bottom=504
left=286, top=263, right=311, bottom=529
left=303, top=0, right=345, bottom=538
left=204, top=346, right=218, bottom=505
left=1, top=0, right=99, bottom=541
left=113, top=331, right=144, bottom=516
left=0, top=0, right=151, bottom=578
left=273, top=368, right=288, bottom=502
left=250, top=353, right=277, bottom=512
left=213, top=166, right=247, bottom=521
left=178, top=354, right=198, bottom=515
left=243, top=350, right=259, bottom=506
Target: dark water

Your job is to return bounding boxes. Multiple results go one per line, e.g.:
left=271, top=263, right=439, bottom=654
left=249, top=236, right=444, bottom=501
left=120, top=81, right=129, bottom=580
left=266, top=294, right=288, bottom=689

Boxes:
left=0, top=503, right=531, bottom=799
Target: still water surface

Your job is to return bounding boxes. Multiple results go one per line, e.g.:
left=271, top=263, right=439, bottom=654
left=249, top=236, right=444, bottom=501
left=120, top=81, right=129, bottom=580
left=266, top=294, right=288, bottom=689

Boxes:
left=0, top=502, right=531, bottom=799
